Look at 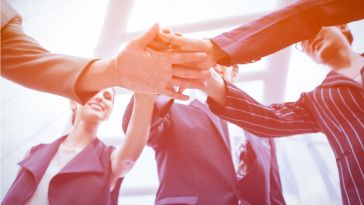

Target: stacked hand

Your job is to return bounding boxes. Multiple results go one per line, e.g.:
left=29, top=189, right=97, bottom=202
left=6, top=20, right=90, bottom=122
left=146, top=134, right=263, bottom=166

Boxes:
left=114, top=24, right=213, bottom=100
left=145, top=27, right=227, bottom=104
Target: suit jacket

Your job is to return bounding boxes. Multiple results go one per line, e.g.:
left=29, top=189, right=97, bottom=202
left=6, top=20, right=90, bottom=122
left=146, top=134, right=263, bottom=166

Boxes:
left=123, top=96, right=285, bottom=205
left=207, top=72, right=364, bottom=205
left=1, top=136, right=123, bottom=205
left=1, top=1, right=96, bottom=104
left=212, top=0, right=364, bottom=65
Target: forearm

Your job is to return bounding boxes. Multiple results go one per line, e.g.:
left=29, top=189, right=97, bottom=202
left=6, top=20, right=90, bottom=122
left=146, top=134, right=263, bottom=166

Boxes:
left=1, top=18, right=94, bottom=103
left=212, top=0, right=364, bottom=65
left=111, top=93, right=155, bottom=177
left=207, top=82, right=319, bottom=137
left=76, top=59, right=119, bottom=93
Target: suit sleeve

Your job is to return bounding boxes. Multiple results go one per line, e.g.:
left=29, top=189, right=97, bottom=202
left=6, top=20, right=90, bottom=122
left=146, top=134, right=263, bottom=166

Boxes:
left=122, top=95, right=174, bottom=150
left=212, top=0, right=364, bottom=65
left=207, top=81, right=320, bottom=137
left=1, top=17, right=97, bottom=104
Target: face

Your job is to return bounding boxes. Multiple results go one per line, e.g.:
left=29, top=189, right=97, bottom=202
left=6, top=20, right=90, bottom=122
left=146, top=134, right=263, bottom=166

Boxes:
left=301, top=26, right=352, bottom=65
left=71, top=88, right=115, bottom=124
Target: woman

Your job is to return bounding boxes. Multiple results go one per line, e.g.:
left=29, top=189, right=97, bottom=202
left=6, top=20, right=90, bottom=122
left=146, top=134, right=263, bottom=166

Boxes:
left=2, top=88, right=156, bottom=205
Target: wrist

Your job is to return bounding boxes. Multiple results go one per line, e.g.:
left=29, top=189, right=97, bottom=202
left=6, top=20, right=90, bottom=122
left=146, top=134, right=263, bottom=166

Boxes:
left=134, top=93, right=156, bottom=105
left=110, top=53, right=127, bottom=88
left=76, top=59, right=117, bottom=92
left=205, top=71, right=226, bottom=106
left=206, top=39, right=225, bottom=63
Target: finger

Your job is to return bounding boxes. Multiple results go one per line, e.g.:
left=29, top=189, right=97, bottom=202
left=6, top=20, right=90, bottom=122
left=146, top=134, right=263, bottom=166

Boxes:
left=172, top=65, right=210, bottom=80
left=168, top=52, right=207, bottom=64
left=166, top=81, right=178, bottom=92
left=158, top=32, right=185, bottom=47
left=162, top=88, right=190, bottom=101
left=148, top=40, right=170, bottom=51
left=171, top=77, right=207, bottom=90
left=178, top=86, right=185, bottom=93
left=130, top=23, right=160, bottom=47
left=161, top=28, right=172, bottom=34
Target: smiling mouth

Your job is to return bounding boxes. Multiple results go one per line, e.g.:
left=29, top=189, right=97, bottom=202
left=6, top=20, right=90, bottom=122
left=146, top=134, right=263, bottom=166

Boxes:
left=88, top=102, right=104, bottom=111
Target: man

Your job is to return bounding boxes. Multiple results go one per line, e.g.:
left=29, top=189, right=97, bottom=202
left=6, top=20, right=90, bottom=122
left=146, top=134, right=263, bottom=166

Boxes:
left=1, top=0, right=209, bottom=103
left=123, top=65, right=285, bottom=205
left=195, top=25, right=363, bottom=205
left=2, top=89, right=156, bottom=205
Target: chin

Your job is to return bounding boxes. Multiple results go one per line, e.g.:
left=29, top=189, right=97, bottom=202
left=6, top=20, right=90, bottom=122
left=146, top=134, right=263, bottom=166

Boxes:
left=84, top=114, right=105, bottom=124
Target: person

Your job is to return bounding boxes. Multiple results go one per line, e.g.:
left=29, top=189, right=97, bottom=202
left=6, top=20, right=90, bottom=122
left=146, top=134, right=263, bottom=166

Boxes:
left=1, top=0, right=209, bottom=103
left=1, top=88, right=156, bottom=205
left=122, top=65, right=285, bottom=205
left=155, top=0, right=364, bottom=68
left=193, top=25, right=363, bottom=205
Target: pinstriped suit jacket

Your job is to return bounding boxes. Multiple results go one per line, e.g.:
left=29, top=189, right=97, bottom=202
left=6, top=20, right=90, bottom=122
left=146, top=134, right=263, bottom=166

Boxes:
left=207, top=69, right=364, bottom=205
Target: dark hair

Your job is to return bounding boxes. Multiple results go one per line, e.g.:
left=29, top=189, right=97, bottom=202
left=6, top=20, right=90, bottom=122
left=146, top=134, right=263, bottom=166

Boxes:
left=336, top=24, right=353, bottom=45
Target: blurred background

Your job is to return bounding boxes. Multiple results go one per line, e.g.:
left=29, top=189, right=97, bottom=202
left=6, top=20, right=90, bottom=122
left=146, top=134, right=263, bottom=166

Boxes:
left=1, top=0, right=363, bottom=204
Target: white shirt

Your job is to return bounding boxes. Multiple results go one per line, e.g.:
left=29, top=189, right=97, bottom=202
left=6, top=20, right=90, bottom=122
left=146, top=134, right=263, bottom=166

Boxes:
left=227, top=122, right=247, bottom=173
left=354, top=74, right=362, bottom=86
left=25, top=144, right=82, bottom=205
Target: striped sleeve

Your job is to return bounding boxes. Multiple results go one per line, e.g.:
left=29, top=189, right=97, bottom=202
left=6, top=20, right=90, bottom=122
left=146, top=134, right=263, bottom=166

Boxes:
left=207, top=81, right=320, bottom=137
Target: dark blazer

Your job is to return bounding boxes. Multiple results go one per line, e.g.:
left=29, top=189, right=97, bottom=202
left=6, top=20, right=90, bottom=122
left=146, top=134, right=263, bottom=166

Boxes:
left=212, top=0, right=364, bottom=65
left=123, top=96, right=285, bottom=205
left=1, top=136, right=123, bottom=205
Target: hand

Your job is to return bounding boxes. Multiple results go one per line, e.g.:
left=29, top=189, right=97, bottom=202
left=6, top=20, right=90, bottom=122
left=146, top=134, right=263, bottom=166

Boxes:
left=113, top=23, right=209, bottom=100
left=156, top=31, right=226, bottom=70
left=201, top=67, right=226, bottom=106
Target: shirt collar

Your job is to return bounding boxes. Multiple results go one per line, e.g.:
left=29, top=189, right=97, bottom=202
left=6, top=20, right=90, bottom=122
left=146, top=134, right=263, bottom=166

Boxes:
left=318, top=67, right=364, bottom=90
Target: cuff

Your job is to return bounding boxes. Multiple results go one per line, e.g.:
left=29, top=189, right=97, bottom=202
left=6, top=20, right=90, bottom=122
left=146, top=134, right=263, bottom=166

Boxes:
left=73, top=59, right=100, bottom=104
left=206, top=80, right=249, bottom=117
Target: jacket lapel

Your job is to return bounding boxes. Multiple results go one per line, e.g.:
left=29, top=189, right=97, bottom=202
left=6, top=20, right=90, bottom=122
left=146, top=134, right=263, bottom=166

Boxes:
left=58, top=138, right=104, bottom=175
left=18, top=136, right=67, bottom=183
left=361, top=66, right=364, bottom=88
left=319, top=70, right=363, bottom=90
left=191, top=99, right=231, bottom=150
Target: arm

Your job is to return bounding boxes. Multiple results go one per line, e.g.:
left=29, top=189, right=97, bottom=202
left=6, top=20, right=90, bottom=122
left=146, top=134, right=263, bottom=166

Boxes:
left=1, top=17, right=97, bottom=103
left=204, top=79, right=320, bottom=137
left=1, top=15, right=209, bottom=102
left=212, top=0, right=364, bottom=65
left=110, top=93, right=155, bottom=181
left=157, top=0, right=364, bottom=66
left=122, top=95, right=174, bottom=150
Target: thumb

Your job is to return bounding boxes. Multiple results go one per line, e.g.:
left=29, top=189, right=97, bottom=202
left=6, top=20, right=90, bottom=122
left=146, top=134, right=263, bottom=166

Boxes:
left=130, top=23, right=160, bottom=48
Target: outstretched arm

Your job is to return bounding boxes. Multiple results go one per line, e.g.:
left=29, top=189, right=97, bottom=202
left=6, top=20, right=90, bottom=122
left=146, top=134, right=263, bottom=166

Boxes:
left=1, top=13, right=208, bottom=102
left=156, top=0, right=364, bottom=66
left=205, top=80, right=320, bottom=137
left=110, top=93, right=155, bottom=182
left=122, top=94, right=175, bottom=150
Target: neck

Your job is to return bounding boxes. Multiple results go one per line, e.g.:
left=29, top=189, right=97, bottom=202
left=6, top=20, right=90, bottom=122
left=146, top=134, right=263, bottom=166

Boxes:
left=328, top=50, right=364, bottom=78
left=64, top=120, right=99, bottom=149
